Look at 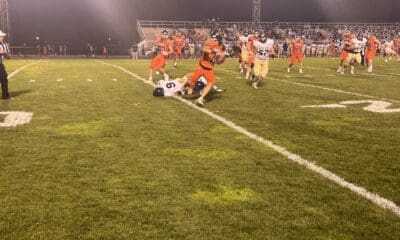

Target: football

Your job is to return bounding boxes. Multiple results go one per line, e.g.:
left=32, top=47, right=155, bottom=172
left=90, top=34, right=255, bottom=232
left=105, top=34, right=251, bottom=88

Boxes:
left=215, top=53, right=226, bottom=65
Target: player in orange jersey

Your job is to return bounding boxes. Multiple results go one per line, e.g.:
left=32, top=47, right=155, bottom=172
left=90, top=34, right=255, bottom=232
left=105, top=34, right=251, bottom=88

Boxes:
left=148, top=29, right=173, bottom=82
left=287, top=35, right=305, bottom=74
left=245, top=30, right=260, bottom=80
left=187, top=30, right=225, bottom=107
left=337, top=32, right=352, bottom=73
left=393, top=33, right=400, bottom=61
left=365, top=33, right=382, bottom=73
left=172, top=29, right=186, bottom=68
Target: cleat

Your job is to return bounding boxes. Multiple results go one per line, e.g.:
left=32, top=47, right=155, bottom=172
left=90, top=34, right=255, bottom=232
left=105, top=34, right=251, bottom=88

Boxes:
left=299, top=69, right=303, bottom=74
left=252, top=82, right=259, bottom=89
left=195, top=98, right=204, bottom=107
left=287, top=67, right=291, bottom=73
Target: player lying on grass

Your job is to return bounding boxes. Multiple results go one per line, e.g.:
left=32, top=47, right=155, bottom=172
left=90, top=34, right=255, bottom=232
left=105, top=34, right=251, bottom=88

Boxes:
left=251, top=32, right=275, bottom=89
left=153, top=74, right=225, bottom=98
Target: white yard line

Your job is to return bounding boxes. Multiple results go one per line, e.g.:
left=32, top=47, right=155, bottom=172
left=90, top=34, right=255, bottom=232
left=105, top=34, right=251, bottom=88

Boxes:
left=97, top=60, right=400, bottom=217
left=8, top=60, right=42, bottom=79
left=218, top=68, right=400, bottom=103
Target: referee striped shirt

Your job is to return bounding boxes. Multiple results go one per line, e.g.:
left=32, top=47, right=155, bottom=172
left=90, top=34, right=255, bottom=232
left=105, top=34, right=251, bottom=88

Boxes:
left=0, top=42, right=10, bottom=64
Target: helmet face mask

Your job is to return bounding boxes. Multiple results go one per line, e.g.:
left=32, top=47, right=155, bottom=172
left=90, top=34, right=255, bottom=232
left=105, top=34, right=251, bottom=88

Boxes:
left=194, top=81, right=205, bottom=92
left=161, top=30, right=169, bottom=39
left=211, top=30, right=223, bottom=44
left=259, top=33, right=267, bottom=43
left=153, top=87, right=165, bottom=97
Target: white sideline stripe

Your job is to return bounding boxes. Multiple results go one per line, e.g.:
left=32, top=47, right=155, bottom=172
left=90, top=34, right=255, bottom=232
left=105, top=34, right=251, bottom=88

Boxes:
left=8, top=61, right=42, bottom=79
left=219, top=68, right=400, bottom=103
left=307, top=66, right=399, bottom=78
left=96, top=60, right=400, bottom=217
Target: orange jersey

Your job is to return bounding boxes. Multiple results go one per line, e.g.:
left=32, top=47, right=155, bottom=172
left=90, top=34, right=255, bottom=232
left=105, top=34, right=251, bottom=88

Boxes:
left=367, top=36, right=378, bottom=52
left=199, top=38, right=223, bottom=70
left=291, top=40, right=304, bottom=54
left=172, top=35, right=186, bottom=48
left=155, top=38, right=172, bottom=56
left=394, top=37, right=399, bottom=50
left=343, top=33, right=352, bottom=51
left=247, top=35, right=258, bottom=53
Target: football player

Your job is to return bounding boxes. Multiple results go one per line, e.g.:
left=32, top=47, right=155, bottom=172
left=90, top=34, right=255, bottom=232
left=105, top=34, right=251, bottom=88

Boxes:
left=238, top=30, right=250, bottom=74
left=252, top=32, right=275, bottom=89
left=383, top=40, right=398, bottom=62
left=148, top=29, right=173, bottom=82
left=365, top=32, right=382, bottom=73
left=287, top=35, right=305, bottom=74
left=337, top=31, right=352, bottom=73
left=394, top=33, right=400, bottom=60
left=344, top=33, right=362, bottom=75
left=187, top=29, right=225, bottom=107
left=246, top=30, right=260, bottom=80
left=172, top=29, right=186, bottom=68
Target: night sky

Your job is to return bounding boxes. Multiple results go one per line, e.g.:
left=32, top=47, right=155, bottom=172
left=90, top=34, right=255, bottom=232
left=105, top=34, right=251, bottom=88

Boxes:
left=9, top=0, right=400, bottom=48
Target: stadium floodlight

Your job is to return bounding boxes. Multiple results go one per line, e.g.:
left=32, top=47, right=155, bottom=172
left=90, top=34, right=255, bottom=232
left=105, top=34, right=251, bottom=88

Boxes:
left=252, top=0, right=261, bottom=24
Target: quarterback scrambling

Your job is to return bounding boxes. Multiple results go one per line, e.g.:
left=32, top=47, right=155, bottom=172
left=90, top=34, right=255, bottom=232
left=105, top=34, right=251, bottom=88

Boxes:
left=148, top=29, right=173, bottom=82
left=187, top=30, right=225, bottom=107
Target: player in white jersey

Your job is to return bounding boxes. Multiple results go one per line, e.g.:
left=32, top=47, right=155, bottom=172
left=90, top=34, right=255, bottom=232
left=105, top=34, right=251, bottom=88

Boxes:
left=383, top=40, right=398, bottom=62
left=238, top=30, right=250, bottom=74
left=153, top=74, right=209, bottom=97
left=252, top=33, right=275, bottom=89
left=344, top=34, right=362, bottom=75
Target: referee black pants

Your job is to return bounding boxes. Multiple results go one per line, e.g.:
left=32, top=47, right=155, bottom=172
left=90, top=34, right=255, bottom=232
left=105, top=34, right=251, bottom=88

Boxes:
left=0, top=63, right=9, bottom=99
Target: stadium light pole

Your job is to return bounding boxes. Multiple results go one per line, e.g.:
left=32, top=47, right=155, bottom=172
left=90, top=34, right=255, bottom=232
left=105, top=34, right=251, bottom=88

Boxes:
left=0, top=0, right=11, bottom=44
left=252, top=0, right=261, bottom=24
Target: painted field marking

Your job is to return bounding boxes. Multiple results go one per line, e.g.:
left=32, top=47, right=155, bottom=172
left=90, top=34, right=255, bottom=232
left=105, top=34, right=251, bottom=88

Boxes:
left=87, top=79, right=93, bottom=82
left=8, top=60, right=42, bottom=80
left=303, top=100, right=400, bottom=113
left=112, top=78, right=118, bottom=81
left=29, top=80, right=36, bottom=83
left=0, top=111, right=33, bottom=127
left=218, top=68, right=400, bottom=103
left=97, top=60, right=400, bottom=217
left=57, top=78, right=63, bottom=82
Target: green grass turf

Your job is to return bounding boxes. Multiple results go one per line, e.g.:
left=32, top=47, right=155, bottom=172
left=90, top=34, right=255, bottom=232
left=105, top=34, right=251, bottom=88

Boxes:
left=0, top=58, right=399, bottom=239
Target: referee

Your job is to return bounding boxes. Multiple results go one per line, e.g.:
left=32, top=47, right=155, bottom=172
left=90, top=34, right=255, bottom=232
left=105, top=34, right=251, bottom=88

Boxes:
left=0, top=31, right=10, bottom=100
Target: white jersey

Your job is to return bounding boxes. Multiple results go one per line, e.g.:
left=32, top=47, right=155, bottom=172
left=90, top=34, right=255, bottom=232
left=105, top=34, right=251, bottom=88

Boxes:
left=157, top=79, right=185, bottom=97
left=384, top=41, right=393, bottom=50
left=239, top=35, right=250, bottom=49
left=350, top=38, right=362, bottom=53
left=253, top=39, right=274, bottom=60
left=0, top=42, right=9, bottom=64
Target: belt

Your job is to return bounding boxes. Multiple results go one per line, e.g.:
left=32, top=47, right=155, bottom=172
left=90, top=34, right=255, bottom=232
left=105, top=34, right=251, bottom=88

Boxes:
left=199, top=62, right=213, bottom=71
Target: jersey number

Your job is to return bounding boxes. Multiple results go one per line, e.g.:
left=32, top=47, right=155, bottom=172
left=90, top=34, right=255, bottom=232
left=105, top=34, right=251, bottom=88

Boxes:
left=166, top=82, right=176, bottom=89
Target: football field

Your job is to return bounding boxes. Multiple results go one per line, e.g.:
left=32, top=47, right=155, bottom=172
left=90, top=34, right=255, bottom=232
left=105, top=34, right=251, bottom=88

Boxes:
left=0, top=58, right=399, bottom=239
